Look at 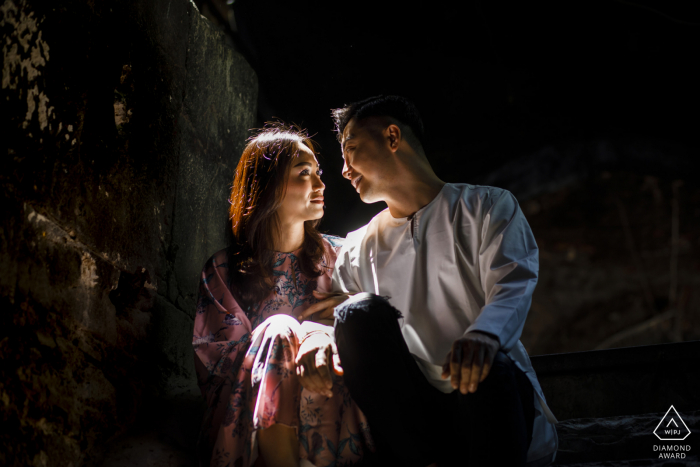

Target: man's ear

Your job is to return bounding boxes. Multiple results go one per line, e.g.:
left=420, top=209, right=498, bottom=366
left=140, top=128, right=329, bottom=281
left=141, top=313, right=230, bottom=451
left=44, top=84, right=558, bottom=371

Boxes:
left=385, top=124, right=401, bottom=152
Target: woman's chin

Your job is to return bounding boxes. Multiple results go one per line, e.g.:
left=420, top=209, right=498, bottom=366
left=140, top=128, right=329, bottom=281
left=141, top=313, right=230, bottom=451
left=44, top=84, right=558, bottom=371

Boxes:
left=306, top=210, right=324, bottom=222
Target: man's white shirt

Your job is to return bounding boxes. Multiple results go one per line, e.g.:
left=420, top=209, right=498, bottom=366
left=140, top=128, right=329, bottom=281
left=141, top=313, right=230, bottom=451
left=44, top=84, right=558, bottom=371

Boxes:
left=332, top=183, right=558, bottom=466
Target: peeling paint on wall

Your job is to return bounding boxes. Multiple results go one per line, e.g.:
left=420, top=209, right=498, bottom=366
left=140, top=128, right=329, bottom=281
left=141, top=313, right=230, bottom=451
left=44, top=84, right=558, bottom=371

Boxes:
left=80, top=252, right=99, bottom=288
left=1, top=0, right=53, bottom=131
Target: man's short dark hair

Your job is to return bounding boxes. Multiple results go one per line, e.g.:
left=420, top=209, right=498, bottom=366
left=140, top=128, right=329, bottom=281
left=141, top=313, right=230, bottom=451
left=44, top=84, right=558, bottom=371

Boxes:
left=331, top=95, right=425, bottom=150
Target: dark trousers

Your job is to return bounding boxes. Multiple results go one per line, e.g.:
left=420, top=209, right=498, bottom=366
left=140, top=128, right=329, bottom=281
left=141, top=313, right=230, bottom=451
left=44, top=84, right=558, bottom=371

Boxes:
left=334, top=293, right=535, bottom=467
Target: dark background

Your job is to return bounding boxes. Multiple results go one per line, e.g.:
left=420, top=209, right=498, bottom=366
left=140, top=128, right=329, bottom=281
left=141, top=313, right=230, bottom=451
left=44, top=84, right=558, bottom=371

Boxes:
left=222, top=0, right=700, bottom=235
left=197, top=0, right=700, bottom=354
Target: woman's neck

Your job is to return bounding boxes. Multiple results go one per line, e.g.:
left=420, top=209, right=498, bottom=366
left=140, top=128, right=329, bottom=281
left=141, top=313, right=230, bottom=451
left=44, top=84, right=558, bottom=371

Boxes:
left=273, top=220, right=305, bottom=253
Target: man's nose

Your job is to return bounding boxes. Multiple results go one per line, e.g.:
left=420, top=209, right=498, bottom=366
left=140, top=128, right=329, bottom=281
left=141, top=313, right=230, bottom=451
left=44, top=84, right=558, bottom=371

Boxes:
left=342, top=159, right=352, bottom=180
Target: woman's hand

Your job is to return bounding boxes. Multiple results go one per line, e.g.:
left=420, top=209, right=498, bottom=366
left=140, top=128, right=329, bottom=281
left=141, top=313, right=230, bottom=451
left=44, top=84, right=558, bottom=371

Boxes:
left=297, top=291, right=351, bottom=322
left=295, top=332, right=343, bottom=398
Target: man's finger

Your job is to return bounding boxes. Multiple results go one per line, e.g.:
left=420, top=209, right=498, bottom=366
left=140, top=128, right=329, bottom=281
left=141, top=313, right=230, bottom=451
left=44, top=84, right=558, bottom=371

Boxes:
left=459, top=343, right=479, bottom=394
left=312, top=290, right=333, bottom=299
left=479, top=348, right=495, bottom=382
left=297, top=299, right=331, bottom=321
left=298, top=296, right=341, bottom=321
left=450, top=341, right=467, bottom=389
left=464, top=345, right=486, bottom=394
left=441, top=353, right=451, bottom=379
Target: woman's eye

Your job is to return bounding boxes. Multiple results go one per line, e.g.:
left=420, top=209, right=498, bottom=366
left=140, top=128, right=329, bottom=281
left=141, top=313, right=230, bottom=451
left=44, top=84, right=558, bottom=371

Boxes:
left=300, top=169, right=310, bottom=175
left=316, top=169, right=323, bottom=176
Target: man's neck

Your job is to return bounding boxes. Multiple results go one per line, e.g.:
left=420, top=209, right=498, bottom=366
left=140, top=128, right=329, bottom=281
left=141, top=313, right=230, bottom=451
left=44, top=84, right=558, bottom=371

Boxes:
left=385, top=174, right=445, bottom=219
left=380, top=147, right=445, bottom=218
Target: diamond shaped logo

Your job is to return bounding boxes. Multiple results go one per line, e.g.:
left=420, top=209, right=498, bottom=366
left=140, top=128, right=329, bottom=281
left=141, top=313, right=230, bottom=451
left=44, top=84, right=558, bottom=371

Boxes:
left=654, top=405, right=690, bottom=441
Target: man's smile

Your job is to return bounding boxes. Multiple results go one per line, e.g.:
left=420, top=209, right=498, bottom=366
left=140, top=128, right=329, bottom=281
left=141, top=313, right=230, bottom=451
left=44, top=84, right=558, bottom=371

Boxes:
left=351, top=175, right=363, bottom=192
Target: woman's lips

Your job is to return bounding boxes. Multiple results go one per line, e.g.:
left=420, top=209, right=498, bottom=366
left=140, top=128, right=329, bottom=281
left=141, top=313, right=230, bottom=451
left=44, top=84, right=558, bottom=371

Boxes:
left=310, top=197, right=324, bottom=205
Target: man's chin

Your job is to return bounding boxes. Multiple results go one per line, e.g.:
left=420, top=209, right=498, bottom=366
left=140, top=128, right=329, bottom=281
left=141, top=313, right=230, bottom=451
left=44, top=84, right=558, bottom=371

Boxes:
left=358, top=190, right=379, bottom=204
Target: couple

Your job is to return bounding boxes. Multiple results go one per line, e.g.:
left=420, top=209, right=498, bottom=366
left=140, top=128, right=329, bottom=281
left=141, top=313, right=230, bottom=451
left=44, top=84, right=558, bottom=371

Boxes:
left=193, top=96, right=559, bottom=467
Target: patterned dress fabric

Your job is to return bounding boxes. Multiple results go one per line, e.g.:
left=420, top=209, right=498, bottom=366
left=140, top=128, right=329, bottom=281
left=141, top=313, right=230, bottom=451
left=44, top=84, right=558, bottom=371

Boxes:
left=193, top=235, right=373, bottom=467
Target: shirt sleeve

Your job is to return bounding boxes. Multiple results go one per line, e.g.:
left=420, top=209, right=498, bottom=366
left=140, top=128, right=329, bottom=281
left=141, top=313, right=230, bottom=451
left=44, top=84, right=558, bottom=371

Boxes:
left=465, top=189, right=539, bottom=352
left=330, top=230, right=365, bottom=295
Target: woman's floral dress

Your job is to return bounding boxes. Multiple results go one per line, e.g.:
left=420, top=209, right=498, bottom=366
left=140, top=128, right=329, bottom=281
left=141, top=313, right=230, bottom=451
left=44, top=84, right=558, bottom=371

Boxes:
left=193, top=235, right=374, bottom=467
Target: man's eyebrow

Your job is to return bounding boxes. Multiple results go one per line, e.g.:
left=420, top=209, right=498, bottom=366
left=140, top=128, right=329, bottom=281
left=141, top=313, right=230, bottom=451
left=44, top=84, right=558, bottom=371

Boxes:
left=342, top=134, right=355, bottom=153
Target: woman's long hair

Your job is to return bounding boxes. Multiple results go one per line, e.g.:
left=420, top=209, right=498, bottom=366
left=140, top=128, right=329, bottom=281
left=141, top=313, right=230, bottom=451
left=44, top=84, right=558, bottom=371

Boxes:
left=229, top=123, right=326, bottom=309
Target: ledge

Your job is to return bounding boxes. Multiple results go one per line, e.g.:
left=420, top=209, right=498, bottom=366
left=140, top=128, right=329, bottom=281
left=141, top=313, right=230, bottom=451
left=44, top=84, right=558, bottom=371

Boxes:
left=531, top=341, right=700, bottom=420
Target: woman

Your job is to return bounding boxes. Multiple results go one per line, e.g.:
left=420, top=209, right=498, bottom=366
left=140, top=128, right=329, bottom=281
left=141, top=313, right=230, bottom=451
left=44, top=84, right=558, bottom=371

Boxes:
left=193, top=123, right=373, bottom=467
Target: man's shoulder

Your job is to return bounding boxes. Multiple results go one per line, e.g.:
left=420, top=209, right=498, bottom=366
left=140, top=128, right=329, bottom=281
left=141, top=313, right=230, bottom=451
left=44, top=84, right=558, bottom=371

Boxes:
left=445, top=182, right=511, bottom=199
left=334, top=209, right=389, bottom=261
left=346, top=209, right=388, bottom=239
left=443, top=183, right=515, bottom=212
left=344, top=223, right=372, bottom=246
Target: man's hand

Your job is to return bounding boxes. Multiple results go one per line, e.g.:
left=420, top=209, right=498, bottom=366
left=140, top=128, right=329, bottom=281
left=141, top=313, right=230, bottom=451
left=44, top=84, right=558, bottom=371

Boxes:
left=297, top=291, right=350, bottom=322
left=441, top=331, right=500, bottom=394
left=295, top=332, right=343, bottom=398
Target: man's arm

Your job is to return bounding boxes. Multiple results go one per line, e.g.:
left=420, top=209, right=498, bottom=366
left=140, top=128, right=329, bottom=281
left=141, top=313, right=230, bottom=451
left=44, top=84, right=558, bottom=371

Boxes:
left=442, top=189, right=538, bottom=394
left=298, top=234, right=363, bottom=322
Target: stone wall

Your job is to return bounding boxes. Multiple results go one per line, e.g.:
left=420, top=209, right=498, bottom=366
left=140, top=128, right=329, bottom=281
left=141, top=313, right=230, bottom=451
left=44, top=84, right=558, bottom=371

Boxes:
left=0, top=0, right=257, bottom=465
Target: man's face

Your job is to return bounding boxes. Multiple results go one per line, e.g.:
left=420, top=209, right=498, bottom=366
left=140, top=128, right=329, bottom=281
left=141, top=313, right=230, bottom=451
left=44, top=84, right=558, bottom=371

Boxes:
left=340, top=117, right=393, bottom=203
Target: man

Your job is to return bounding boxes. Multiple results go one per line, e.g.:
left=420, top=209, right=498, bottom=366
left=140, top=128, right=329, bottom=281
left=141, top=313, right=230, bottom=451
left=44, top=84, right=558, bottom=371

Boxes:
left=299, top=95, right=558, bottom=466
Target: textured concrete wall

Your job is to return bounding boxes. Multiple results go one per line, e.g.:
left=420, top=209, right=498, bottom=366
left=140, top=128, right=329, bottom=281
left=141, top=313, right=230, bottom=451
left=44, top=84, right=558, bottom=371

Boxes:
left=0, top=0, right=257, bottom=465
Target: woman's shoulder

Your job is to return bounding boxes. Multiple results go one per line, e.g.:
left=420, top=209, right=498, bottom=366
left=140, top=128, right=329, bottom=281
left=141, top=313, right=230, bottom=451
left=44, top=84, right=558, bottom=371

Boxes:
left=321, top=234, right=345, bottom=250
left=201, top=245, right=245, bottom=278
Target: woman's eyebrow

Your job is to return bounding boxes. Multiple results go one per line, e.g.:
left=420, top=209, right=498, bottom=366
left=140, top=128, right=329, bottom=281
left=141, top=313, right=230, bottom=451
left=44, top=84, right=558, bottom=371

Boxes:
left=293, top=161, right=313, bottom=168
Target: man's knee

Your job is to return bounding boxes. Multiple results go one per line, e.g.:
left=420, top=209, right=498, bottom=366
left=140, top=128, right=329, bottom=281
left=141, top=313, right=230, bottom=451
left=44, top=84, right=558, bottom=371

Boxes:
left=474, top=352, right=530, bottom=399
left=485, top=352, right=516, bottom=380
left=334, top=293, right=401, bottom=325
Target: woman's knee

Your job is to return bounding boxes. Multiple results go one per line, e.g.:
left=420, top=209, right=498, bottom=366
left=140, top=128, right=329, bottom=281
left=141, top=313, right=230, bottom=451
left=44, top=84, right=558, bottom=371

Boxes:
left=253, top=314, right=301, bottom=342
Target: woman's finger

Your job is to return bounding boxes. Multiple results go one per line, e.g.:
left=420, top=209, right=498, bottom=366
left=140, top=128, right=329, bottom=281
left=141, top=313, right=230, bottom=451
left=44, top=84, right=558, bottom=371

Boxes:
left=332, top=353, right=344, bottom=376
left=331, top=343, right=344, bottom=376
left=314, top=347, right=333, bottom=392
left=317, top=347, right=334, bottom=395
left=302, top=357, right=324, bottom=395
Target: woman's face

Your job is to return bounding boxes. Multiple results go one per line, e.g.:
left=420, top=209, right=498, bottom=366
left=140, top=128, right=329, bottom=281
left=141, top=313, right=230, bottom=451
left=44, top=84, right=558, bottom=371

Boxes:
left=276, top=142, right=325, bottom=226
